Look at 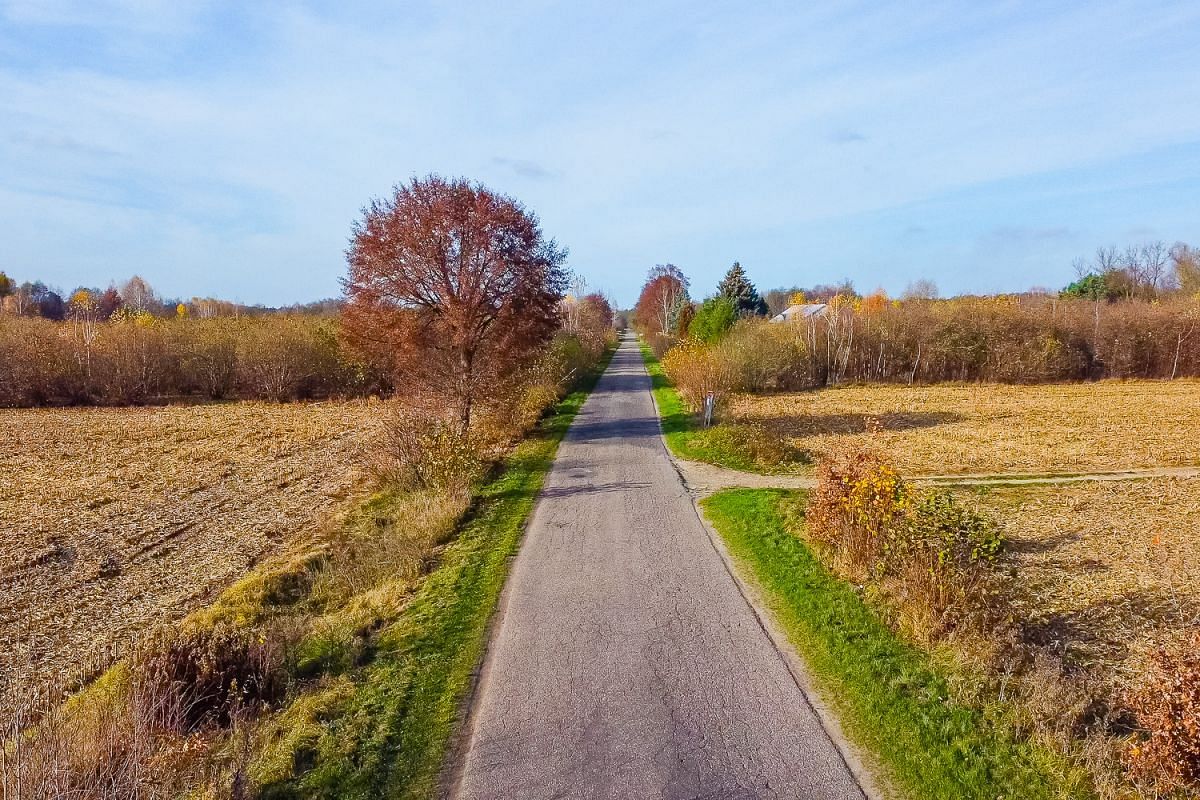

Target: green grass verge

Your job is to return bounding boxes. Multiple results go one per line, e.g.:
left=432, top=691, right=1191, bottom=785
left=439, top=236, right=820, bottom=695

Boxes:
left=700, top=488, right=1091, bottom=800
left=256, top=350, right=613, bottom=800
left=638, top=339, right=761, bottom=472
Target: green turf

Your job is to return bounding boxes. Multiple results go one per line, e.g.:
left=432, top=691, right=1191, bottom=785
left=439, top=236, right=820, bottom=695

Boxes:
left=700, top=488, right=1092, bottom=800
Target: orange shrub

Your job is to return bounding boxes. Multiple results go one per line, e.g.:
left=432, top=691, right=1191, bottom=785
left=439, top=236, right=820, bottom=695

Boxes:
left=803, top=445, right=1004, bottom=635
left=1124, top=630, right=1200, bottom=794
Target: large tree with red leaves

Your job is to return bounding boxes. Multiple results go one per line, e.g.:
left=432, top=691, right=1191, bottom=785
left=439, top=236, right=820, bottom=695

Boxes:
left=342, top=175, right=568, bottom=430
left=633, top=264, right=690, bottom=336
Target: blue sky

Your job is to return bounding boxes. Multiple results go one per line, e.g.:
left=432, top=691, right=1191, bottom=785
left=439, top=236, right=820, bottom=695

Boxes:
left=2, top=1, right=1199, bottom=307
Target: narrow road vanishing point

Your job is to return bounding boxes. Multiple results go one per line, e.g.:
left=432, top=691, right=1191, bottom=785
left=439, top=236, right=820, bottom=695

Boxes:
left=454, top=336, right=865, bottom=800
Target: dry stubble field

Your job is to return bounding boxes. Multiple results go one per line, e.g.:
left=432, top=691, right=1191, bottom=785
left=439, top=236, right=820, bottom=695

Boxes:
left=733, top=380, right=1200, bottom=730
left=0, top=401, right=380, bottom=712
left=957, top=477, right=1200, bottom=685
left=731, top=379, right=1200, bottom=476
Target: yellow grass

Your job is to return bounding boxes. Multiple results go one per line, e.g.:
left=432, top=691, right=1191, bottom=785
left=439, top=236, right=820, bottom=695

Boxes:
left=0, top=401, right=379, bottom=711
left=732, top=379, right=1200, bottom=475
left=958, top=477, right=1200, bottom=683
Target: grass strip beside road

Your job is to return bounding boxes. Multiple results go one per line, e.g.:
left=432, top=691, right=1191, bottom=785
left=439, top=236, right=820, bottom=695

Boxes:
left=257, top=348, right=614, bottom=800
left=700, top=488, right=1090, bottom=800
left=638, top=338, right=764, bottom=472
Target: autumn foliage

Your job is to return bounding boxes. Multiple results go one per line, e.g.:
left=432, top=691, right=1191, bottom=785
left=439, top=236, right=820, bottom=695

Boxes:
left=1124, top=631, right=1200, bottom=794
left=342, top=175, right=568, bottom=431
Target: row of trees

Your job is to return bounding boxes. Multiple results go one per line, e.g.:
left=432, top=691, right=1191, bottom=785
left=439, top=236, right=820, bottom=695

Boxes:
left=1063, top=242, right=1200, bottom=300
left=0, top=314, right=384, bottom=407
left=0, top=272, right=337, bottom=321
left=662, top=293, right=1200, bottom=409
left=633, top=261, right=772, bottom=349
left=647, top=249, right=1200, bottom=403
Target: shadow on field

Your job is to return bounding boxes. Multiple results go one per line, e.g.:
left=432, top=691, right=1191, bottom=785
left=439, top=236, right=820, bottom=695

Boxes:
left=1019, top=587, right=1200, bottom=669
left=748, top=410, right=965, bottom=438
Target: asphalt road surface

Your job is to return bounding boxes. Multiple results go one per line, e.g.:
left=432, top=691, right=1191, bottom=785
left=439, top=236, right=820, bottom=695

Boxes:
left=453, top=336, right=865, bottom=800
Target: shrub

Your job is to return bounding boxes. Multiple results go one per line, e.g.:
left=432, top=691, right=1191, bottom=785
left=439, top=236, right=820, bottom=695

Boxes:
left=0, top=314, right=379, bottom=407
left=690, top=296, right=737, bottom=343
left=720, top=319, right=808, bottom=391
left=806, top=446, right=910, bottom=575
left=181, top=318, right=239, bottom=398
left=1124, top=630, right=1200, bottom=794
left=130, top=622, right=288, bottom=732
left=646, top=331, right=675, bottom=358
left=372, top=406, right=485, bottom=491
left=661, top=337, right=741, bottom=411
left=803, top=445, right=1005, bottom=635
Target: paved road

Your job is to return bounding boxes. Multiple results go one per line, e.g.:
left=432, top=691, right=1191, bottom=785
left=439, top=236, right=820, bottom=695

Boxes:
left=454, top=336, right=865, bottom=800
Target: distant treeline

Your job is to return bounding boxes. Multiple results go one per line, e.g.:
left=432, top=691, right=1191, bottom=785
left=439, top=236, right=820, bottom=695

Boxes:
left=0, top=314, right=385, bottom=407
left=782, top=293, right=1200, bottom=386
left=636, top=244, right=1200, bottom=399
left=0, top=271, right=340, bottom=321
left=660, top=294, right=1200, bottom=409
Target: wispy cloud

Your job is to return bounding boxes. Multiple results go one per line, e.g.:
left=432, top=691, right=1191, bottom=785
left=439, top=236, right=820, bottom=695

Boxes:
left=491, top=157, right=554, bottom=180
left=829, top=128, right=867, bottom=144
left=0, top=1, right=1198, bottom=304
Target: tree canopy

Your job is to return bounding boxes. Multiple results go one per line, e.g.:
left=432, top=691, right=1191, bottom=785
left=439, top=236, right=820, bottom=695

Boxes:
left=690, top=296, right=737, bottom=342
left=342, top=175, right=567, bottom=431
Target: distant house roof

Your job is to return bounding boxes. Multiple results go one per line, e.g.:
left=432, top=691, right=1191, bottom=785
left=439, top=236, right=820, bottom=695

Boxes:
left=770, top=303, right=828, bottom=322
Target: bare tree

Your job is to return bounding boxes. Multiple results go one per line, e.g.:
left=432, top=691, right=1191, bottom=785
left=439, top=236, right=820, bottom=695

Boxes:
left=342, top=175, right=568, bottom=431
left=1172, top=242, right=1200, bottom=294
left=901, top=278, right=939, bottom=301
left=120, top=276, right=158, bottom=313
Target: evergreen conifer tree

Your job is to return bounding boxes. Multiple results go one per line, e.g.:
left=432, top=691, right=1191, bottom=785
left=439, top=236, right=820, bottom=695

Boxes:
left=717, top=261, right=767, bottom=316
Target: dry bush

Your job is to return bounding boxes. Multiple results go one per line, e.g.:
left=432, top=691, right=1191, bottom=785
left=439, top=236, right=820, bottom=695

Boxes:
left=180, top=319, right=239, bottom=399
left=235, top=317, right=339, bottom=401
left=661, top=338, right=741, bottom=411
left=1, top=620, right=291, bottom=800
left=129, top=622, right=288, bottom=732
left=1124, top=630, right=1200, bottom=795
left=737, top=294, right=1200, bottom=387
left=805, top=446, right=909, bottom=576
left=801, top=445, right=1004, bottom=635
left=0, top=315, right=77, bottom=405
left=720, top=320, right=807, bottom=391
left=646, top=332, right=675, bottom=358
left=94, top=312, right=172, bottom=404
left=371, top=405, right=485, bottom=491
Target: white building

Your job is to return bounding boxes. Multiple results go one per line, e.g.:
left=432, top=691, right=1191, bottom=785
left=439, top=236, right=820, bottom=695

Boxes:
left=770, top=303, right=828, bottom=323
